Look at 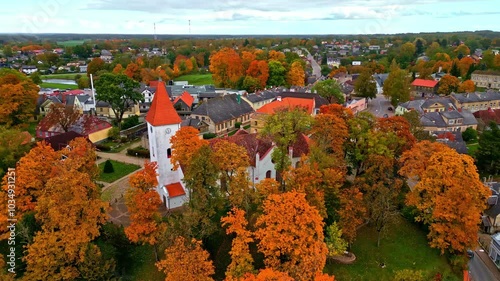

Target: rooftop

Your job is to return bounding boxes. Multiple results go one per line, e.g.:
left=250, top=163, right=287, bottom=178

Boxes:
left=411, top=79, right=438, bottom=88
left=145, top=81, right=182, bottom=126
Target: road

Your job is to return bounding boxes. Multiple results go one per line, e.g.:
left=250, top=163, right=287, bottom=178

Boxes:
left=303, top=48, right=321, bottom=78
left=366, top=93, right=394, bottom=118
left=469, top=250, right=498, bottom=281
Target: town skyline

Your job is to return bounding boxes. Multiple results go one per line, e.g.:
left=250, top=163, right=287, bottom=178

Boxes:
left=1, top=0, right=499, bottom=35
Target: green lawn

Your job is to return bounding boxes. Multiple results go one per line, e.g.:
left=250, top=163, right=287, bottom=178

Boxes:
left=466, top=143, right=479, bottom=156
left=98, top=160, right=140, bottom=183
left=174, top=73, right=214, bottom=85
left=41, top=73, right=83, bottom=80
left=57, top=40, right=86, bottom=47
left=40, top=82, right=79, bottom=90
left=127, top=245, right=166, bottom=281
left=325, top=217, right=459, bottom=281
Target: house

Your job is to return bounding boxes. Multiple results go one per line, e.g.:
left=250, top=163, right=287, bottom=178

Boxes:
left=421, top=97, right=456, bottom=113
left=79, top=65, right=88, bottom=73
left=489, top=233, right=500, bottom=268
left=241, top=91, right=277, bottom=110
left=138, top=83, right=157, bottom=113
left=173, top=91, right=195, bottom=116
left=44, top=131, right=87, bottom=151
left=473, top=108, right=500, bottom=130
left=211, top=130, right=310, bottom=186
left=180, top=118, right=209, bottom=134
left=190, top=94, right=254, bottom=135
left=100, top=50, right=113, bottom=62
left=472, top=70, right=500, bottom=90
left=20, top=65, right=37, bottom=75
left=420, top=109, right=477, bottom=132
left=327, top=57, right=341, bottom=68
left=95, top=100, right=140, bottom=119
left=482, top=182, right=500, bottom=234
left=411, top=79, right=439, bottom=97
left=36, top=114, right=112, bottom=143
left=345, top=97, right=367, bottom=114
left=451, top=91, right=500, bottom=113
left=432, top=131, right=467, bottom=154
left=395, top=100, right=426, bottom=116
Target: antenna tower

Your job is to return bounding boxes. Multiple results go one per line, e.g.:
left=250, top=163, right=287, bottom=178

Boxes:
left=154, top=22, right=157, bottom=40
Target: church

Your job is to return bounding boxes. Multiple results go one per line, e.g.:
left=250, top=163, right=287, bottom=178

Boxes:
left=145, top=80, right=188, bottom=209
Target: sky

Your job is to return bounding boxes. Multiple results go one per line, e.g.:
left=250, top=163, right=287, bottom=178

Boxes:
left=1, top=0, right=499, bottom=35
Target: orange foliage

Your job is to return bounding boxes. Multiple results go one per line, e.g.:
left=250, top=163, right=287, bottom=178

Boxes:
left=240, top=268, right=293, bottom=281
left=338, top=186, right=366, bottom=244
left=60, top=137, right=99, bottom=180
left=221, top=208, right=254, bottom=278
left=437, top=74, right=460, bottom=96
left=458, top=57, right=475, bottom=77
left=458, top=80, right=476, bottom=93
left=246, top=60, right=270, bottom=89
left=255, top=178, right=281, bottom=199
left=113, top=63, right=123, bottom=74
left=400, top=143, right=490, bottom=254
left=0, top=72, right=39, bottom=126
left=328, top=66, right=347, bottom=78
left=286, top=61, right=305, bottom=86
left=212, top=140, right=250, bottom=181
left=124, top=62, right=141, bottom=81
left=255, top=191, right=327, bottom=281
left=268, top=50, right=286, bottom=62
left=242, top=51, right=257, bottom=71
left=209, top=47, right=244, bottom=88
left=311, top=113, right=349, bottom=159
left=170, top=126, right=209, bottom=170
left=319, top=104, right=354, bottom=123
left=375, top=116, right=416, bottom=156
left=125, top=162, right=166, bottom=245
left=156, top=236, right=215, bottom=281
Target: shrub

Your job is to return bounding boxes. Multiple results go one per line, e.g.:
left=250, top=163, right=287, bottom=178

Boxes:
left=127, top=147, right=150, bottom=158
left=462, top=127, right=477, bottom=143
left=95, top=143, right=111, bottom=151
left=235, top=122, right=241, bottom=129
left=103, top=160, right=114, bottom=173
left=121, top=115, right=140, bottom=130
left=108, top=127, right=120, bottom=140
left=203, top=133, right=217, bottom=139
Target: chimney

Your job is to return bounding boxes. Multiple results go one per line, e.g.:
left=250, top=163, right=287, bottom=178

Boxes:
left=62, top=94, right=66, bottom=104
left=438, top=66, right=442, bottom=73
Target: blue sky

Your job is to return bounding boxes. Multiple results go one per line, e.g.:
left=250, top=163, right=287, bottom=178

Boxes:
left=1, top=0, right=499, bottom=35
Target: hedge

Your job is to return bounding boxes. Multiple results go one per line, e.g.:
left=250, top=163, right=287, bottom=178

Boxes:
left=95, top=143, right=111, bottom=151
left=127, top=147, right=150, bottom=158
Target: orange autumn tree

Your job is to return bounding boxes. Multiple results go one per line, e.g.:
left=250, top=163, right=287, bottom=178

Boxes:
left=113, top=63, right=124, bottom=74
left=286, top=61, right=305, bottom=86
left=246, top=60, right=270, bottom=89
left=170, top=126, right=209, bottom=170
left=221, top=207, right=255, bottom=279
left=209, top=47, right=244, bottom=88
left=458, top=80, right=476, bottom=93
left=0, top=69, right=39, bottom=126
left=437, top=74, right=460, bottom=96
left=338, top=185, right=366, bottom=244
left=400, top=142, right=490, bottom=255
left=255, top=191, right=328, bottom=281
left=60, top=137, right=100, bottom=180
left=125, top=162, right=166, bottom=248
left=156, top=236, right=215, bottom=281
left=241, top=51, right=257, bottom=72
left=255, top=178, right=281, bottom=199
left=124, top=62, right=141, bottom=81
left=375, top=116, right=416, bottom=156
left=211, top=139, right=250, bottom=191
left=310, top=113, right=349, bottom=160
left=241, top=268, right=293, bottom=281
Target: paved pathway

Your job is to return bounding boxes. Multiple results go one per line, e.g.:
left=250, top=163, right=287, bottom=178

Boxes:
left=470, top=248, right=500, bottom=281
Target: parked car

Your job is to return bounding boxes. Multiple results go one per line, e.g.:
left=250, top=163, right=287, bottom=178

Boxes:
left=467, top=249, right=474, bottom=258
left=388, top=107, right=393, bottom=111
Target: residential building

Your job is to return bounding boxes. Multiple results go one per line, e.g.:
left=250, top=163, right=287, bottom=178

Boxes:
left=241, top=91, right=277, bottom=110
left=44, top=131, right=88, bottom=151
left=36, top=114, right=112, bottom=143
left=345, top=97, right=367, bottom=114
left=79, top=65, right=88, bottom=73
left=145, top=80, right=188, bottom=209
left=432, top=131, right=467, bottom=154
left=190, top=94, right=254, bottom=135
left=483, top=182, right=500, bottom=234
left=95, top=100, right=140, bottom=119
left=472, top=70, right=500, bottom=89
left=451, top=91, right=500, bottom=113
left=420, top=109, right=477, bottom=132
left=411, top=79, right=439, bottom=97
left=173, top=91, right=195, bottom=116
left=20, top=65, right=37, bottom=74
left=100, top=50, right=113, bottom=62
left=395, top=100, right=426, bottom=115
left=489, top=233, right=500, bottom=268
left=138, top=83, right=157, bottom=113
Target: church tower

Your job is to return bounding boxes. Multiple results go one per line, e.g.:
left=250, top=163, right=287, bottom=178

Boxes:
left=145, top=81, right=187, bottom=208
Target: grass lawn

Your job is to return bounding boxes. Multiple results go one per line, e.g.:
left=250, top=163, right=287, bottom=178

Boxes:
left=466, top=143, right=479, bottom=156
left=126, top=245, right=166, bottom=281
left=40, top=82, right=79, bottom=89
left=98, top=160, right=140, bottom=183
left=174, top=73, right=214, bottom=85
left=57, top=40, right=86, bottom=47
left=41, top=73, right=83, bottom=80
left=325, top=217, right=459, bottom=281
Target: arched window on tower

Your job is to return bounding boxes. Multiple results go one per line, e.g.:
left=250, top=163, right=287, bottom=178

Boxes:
left=266, top=170, right=272, bottom=178
left=167, top=148, right=172, bottom=158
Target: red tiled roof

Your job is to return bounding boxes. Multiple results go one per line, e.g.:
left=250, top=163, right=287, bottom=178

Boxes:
left=210, top=133, right=273, bottom=167
left=257, top=97, right=314, bottom=115
left=411, top=79, right=438, bottom=88
left=173, top=91, right=194, bottom=108
left=37, top=114, right=112, bottom=138
left=165, top=182, right=185, bottom=197
left=64, top=89, right=84, bottom=95
left=145, top=81, right=182, bottom=126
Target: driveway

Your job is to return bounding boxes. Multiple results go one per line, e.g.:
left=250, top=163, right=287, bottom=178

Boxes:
left=366, top=93, right=395, bottom=118
left=303, top=48, right=321, bottom=78
left=469, top=248, right=500, bottom=281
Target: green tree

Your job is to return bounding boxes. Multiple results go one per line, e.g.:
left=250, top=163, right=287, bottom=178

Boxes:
left=354, top=70, right=377, bottom=99
left=3, top=45, right=13, bottom=57
left=398, top=43, right=416, bottom=69
left=450, top=61, right=460, bottom=77
left=312, top=79, right=344, bottom=104
left=30, top=71, right=42, bottom=84
left=462, top=127, right=478, bottom=143
left=401, top=111, right=434, bottom=141
left=325, top=222, right=348, bottom=257
left=261, top=108, right=313, bottom=187
left=77, top=75, right=90, bottom=89
left=415, top=39, right=425, bottom=56
left=94, top=73, right=142, bottom=128
left=476, top=122, right=500, bottom=175
left=103, top=160, right=114, bottom=173
left=383, top=60, right=411, bottom=106
left=267, top=60, right=286, bottom=87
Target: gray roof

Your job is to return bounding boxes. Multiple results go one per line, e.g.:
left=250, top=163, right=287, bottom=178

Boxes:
left=460, top=109, right=478, bottom=125
left=441, top=110, right=463, bottom=119
left=451, top=91, right=500, bottom=104
left=191, top=94, right=255, bottom=124
left=245, top=91, right=277, bottom=103
left=166, top=85, right=215, bottom=98
left=139, top=83, right=157, bottom=94
left=100, top=50, right=112, bottom=56
left=399, top=100, right=426, bottom=114
left=421, top=112, right=447, bottom=127
left=432, top=131, right=468, bottom=154
left=421, top=97, right=455, bottom=110
left=373, top=73, right=389, bottom=87
left=421, top=109, right=477, bottom=128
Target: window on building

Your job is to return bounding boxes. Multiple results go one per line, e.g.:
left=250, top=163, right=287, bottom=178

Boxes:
left=150, top=126, right=153, bottom=133
left=167, top=148, right=172, bottom=158
left=266, top=170, right=272, bottom=178
left=254, top=121, right=258, bottom=126
left=449, top=120, right=455, bottom=125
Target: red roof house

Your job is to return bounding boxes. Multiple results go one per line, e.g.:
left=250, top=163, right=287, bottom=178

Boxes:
left=256, top=97, right=315, bottom=115
left=173, top=91, right=195, bottom=114
left=411, top=79, right=439, bottom=97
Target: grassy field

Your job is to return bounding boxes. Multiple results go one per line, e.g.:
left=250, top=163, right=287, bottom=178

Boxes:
left=57, top=40, right=86, bottom=47
left=325, top=217, right=459, bottom=281
left=41, top=73, right=83, bottom=80
left=98, top=160, right=140, bottom=183
left=40, top=82, right=79, bottom=89
left=466, top=143, right=479, bottom=156
left=174, top=73, right=214, bottom=85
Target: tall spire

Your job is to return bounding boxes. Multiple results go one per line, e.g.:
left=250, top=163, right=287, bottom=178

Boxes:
left=145, top=81, right=181, bottom=126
